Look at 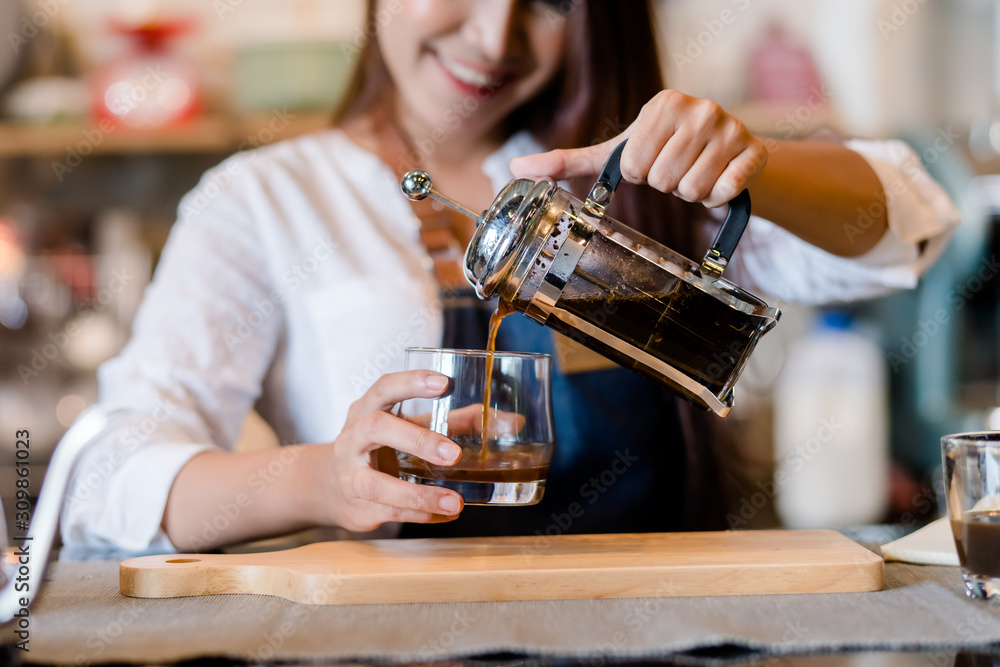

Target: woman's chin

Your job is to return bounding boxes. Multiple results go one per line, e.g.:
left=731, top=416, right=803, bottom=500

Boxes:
left=399, top=104, right=505, bottom=146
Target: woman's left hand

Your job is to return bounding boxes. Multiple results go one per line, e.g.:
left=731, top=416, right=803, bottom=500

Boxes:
left=510, top=90, right=768, bottom=209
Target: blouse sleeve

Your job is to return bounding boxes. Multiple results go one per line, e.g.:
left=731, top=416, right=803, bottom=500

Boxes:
left=722, top=139, right=961, bottom=306
left=60, top=155, right=284, bottom=556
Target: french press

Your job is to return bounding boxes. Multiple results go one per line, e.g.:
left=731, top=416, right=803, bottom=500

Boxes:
left=401, top=141, right=780, bottom=417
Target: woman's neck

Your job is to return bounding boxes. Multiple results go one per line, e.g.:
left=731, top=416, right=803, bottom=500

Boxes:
left=388, top=95, right=507, bottom=171
left=343, top=117, right=488, bottom=170
left=341, top=107, right=506, bottom=207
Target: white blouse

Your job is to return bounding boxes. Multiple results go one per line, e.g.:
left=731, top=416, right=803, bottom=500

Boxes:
left=59, top=129, right=960, bottom=556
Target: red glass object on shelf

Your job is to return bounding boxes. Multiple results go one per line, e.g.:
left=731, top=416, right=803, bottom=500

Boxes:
left=92, top=19, right=202, bottom=129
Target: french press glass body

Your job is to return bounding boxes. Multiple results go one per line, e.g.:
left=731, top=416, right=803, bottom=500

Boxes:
left=401, top=141, right=780, bottom=416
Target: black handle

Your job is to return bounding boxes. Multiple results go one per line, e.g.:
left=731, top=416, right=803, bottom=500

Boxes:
left=585, top=139, right=752, bottom=277
left=583, top=140, right=628, bottom=216
left=595, top=140, right=627, bottom=195
left=705, top=188, right=752, bottom=273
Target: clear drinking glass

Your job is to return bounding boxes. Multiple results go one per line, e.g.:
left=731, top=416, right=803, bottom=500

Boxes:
left=942, top=432, right=1000, bottom=599
left=387, top=347, right=555, bottom=506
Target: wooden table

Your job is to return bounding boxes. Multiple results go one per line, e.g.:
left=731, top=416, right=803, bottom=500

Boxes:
left=9, top=537, right=1000, bottom=666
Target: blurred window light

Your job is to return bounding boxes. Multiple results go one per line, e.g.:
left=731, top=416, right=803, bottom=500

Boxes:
left=987, top=407, right=1000, bottom=431
left=157, top=79, right=192, bottom=114
left=0, top=219, right=25, bottom=281
left=56, top=395, right=88, bottom=428
left=990, top=120, right=1000, bottom=155
left=0, top=294, right=27, bottom=330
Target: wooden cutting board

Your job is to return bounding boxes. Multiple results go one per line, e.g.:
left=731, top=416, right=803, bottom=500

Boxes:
left=120, top=530, right=883, bottom=605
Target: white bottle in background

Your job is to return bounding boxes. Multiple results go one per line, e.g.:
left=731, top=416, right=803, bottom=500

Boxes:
left=773, top=311, right=890, bottom=529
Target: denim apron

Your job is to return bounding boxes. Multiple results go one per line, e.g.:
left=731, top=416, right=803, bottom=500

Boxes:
left=400, top=291, right=688, bottom=538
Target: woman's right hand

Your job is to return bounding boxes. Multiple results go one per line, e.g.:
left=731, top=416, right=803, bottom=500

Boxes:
left=306, top=370, right=465, bottom=532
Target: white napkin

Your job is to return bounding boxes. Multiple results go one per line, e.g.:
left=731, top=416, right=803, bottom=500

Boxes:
left=881, top=517, right=959, bottom=566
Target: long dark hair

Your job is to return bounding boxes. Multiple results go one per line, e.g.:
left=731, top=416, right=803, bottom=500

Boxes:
left=334, top=0, right=738, bottom=530
left=335, top=1, right=705, bottom=254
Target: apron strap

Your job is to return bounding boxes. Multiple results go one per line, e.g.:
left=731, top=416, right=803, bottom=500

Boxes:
left=371, top=111, right=470, bottom=291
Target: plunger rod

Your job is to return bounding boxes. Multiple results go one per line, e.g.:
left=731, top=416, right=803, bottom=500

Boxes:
left=400, top=170, right=481, bottom=221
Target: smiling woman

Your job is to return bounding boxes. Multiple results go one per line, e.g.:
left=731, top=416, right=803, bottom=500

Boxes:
left=56, top=0, right=959, bottom=556
left=372, top=0, right=568, bottom=140
left=335, top=0, right=712, bottom=258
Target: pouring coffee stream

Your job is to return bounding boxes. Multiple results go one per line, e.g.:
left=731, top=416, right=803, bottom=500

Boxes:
left=401, top=169, right=513, bottom=457
left=401, top=140, right=780, bottom=418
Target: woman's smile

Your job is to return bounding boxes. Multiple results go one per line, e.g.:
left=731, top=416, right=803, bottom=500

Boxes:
left=377, top=0, right=567, bottom=142
left=432, top=52, right=512, bottom=96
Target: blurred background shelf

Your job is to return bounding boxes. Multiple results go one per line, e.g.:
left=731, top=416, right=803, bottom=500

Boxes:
left=0, top=112, right=332, bottom=157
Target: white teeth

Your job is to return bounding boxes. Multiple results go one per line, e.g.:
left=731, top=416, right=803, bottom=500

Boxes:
left=438, top=56, right=495, bottom=88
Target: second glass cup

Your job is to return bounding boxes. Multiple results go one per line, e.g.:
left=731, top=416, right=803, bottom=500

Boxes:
left=387, top=347, right=555, bottom=506
left=943, top=432, right=1000, bottom=599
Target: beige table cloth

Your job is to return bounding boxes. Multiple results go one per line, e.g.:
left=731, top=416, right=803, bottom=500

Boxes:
left=10, top=543, right=1000, bottom=665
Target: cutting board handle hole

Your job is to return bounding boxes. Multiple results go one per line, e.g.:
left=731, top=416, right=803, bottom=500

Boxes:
left=165, top=558, right=201, bottom=564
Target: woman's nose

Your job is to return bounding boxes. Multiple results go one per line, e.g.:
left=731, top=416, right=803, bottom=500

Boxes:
left=462, top=0, right=524, bottom=63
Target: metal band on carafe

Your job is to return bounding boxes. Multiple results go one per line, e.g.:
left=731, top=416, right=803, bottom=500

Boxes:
left=523, top=141, right=628, bottom=323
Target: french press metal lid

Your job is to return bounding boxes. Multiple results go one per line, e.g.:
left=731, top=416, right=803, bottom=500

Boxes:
left=401, top=140, right=780, bottom=416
